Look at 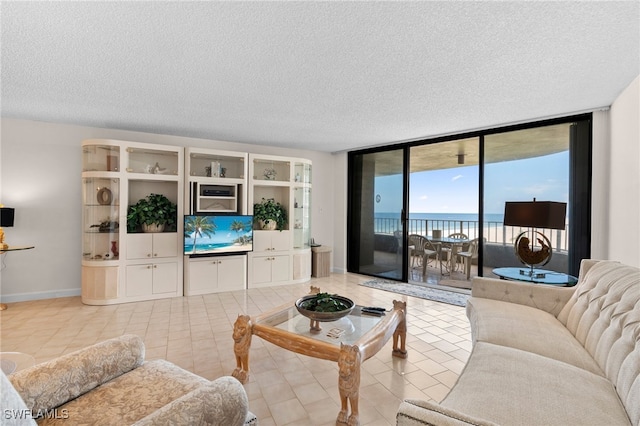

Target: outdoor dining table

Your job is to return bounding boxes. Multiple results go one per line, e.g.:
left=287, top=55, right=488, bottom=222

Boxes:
left=426, top=235, right=469, bottom=274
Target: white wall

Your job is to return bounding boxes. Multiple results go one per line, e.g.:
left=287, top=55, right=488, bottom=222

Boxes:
left=2, top=75, right=638, bottom=304
left=606, top=75, right=640, bottom=266
left=0, top=119, right=337, bottom=302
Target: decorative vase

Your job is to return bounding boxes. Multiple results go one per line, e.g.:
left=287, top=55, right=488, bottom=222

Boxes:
left=142, top=223, right=165, bottom=233
left=259, top=220, right=277, bottom=230
left=111, top=241, right=119, bottom=258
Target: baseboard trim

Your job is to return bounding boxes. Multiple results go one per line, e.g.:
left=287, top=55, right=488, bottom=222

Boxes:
left=1, top=288, right=81, bottom=304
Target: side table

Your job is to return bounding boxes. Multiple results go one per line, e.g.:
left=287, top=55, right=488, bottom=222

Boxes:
left=311, top=245, right=331, bottom=278
left=0, top=352, right=36, bottom=374
left=492, top=267, right=578, bottom=286
left=0, top=245, right=35, bottom=310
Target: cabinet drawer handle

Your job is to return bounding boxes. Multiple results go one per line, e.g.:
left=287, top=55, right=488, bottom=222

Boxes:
left=153, top=265, right=157, bottom=268
left=153, top=253, right=158, bottom=257
left=147, top=254, right=152, bottom=257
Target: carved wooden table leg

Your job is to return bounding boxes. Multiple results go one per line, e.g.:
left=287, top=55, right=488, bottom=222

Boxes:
left=232, top=314, right=252, bottom=383
left=337, top=343, right=361, bottom=426
left=392, top=300, right=408, bottom=359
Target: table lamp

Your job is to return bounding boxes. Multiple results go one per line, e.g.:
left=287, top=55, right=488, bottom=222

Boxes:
left=0, top=206, right=15, bottom=250
left=503, top=199, right=566, bottom=278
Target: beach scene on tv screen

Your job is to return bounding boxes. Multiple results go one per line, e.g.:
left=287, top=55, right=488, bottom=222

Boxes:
left=184, top=215, right=253, bottom=255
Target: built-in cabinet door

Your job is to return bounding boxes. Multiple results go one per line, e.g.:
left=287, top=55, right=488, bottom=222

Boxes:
left=293, top=251, right=311, bottom=280
left=270, top=231, right=291, bottom=251
left=251, top=253, right=290, bottom=286
left=152, top=263, right=177, bottom=294
left=127, top=233, right=177, bottom=259
left=81, top=266, right=119, bottom=301
left=254, top=230, right=290, bottom=252
left=187, top=255, right=246, bottom=295
left=252, top=256, right=274, bottom=285
left=126, top=264, right=153, bottom=296
left=153, top=233, right=178, bottom=258
left=217, top=257, right=246, bottom=291
left=189, top=259, right=217, bottom=293
left=271, top=255, right=290, bottom=283
left=127, top=234, right=153, bottom=260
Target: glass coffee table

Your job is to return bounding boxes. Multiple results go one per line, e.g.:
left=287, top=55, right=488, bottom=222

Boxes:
left=231, top=287, right=407, bottom=426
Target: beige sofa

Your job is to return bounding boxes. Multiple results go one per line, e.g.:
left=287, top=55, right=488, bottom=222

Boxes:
left=1, top=334, right=256, bottom=425
left=397, top=259, right=639, bottom=425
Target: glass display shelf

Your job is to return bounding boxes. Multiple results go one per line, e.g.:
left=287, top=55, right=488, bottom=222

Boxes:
left=83, top=177, right=120, bottom=261
left=293, top=162, right=312, bottom=184
left=293, top=187, right=311, bottom=249
left=189, top=152, right=245, bottom=179
left=83, top=144, right=120, bottom=172
left=252, top=158, right=290, bottom=182
left=126, top=147, right=179, bottom=175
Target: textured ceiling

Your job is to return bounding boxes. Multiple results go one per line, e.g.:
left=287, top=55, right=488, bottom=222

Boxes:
left=1, top=2, right=638, bottom=153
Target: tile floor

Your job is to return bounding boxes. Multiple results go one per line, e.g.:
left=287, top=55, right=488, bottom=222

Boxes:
left=0, top=273, right=471, bottom=426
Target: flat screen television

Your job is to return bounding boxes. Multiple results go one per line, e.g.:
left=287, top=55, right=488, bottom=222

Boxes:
left=184, top=215, right=253, bottom=256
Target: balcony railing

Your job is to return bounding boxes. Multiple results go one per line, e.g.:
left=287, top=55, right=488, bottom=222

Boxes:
left=375, top=217, right=568, bottom=252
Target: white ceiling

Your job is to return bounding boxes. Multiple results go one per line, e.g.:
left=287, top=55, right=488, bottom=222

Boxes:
left=1, top=1, right=638, bottom=153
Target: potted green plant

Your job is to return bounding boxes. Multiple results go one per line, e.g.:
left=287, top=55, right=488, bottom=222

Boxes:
left=253, top=198, right=287, bottom=231
left=127, top=193, right=177, bottom=233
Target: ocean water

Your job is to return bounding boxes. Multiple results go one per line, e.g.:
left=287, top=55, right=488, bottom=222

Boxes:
left=375, top=212, right=504, bottom=223
left=374, top=212, right=505, bottom=238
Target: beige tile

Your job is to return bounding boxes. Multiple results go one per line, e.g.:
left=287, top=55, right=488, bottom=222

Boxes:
left=0, top=273, right=471, bottom=426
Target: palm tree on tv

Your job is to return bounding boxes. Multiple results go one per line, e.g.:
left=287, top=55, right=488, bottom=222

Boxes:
left=230, top=218, right=252, bottom=245
left=184, top=216, right=217, bottom=253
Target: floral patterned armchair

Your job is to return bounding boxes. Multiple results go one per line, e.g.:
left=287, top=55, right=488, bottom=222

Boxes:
left=2, top=334, right=256, bottom=425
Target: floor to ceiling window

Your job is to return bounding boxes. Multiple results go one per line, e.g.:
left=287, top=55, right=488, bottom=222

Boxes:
left=408, top=138, right=479, bottom=287
left=347, top=148, right=407, bottom=281
left=347, top=114, right=591, bottom=289
left=484, top=124, right=571, bottom=275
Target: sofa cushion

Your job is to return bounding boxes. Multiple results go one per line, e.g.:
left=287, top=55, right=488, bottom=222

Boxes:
left=37, top=360, right=209, bottom=426
left=441, top=342, right=631, bottom=426
left=557, top=260, right=640, bottom=425
left=466, top=297, right=603, bottom=376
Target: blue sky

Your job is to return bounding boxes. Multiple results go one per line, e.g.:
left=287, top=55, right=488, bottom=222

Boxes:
left=375, top=151, right=569, bottom=215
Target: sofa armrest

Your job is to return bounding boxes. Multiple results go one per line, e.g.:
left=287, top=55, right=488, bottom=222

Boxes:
left=470, top=276, right=575, bottom=317
left=133, top=376, right=249, bottom=426
left=9, top=334, right=144, bottom=414
left=397, top=400, right=498, bottom=426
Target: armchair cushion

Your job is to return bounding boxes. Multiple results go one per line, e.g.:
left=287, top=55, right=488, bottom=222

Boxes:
left=9, top=334, right=144, bottom=414
left=133, top=376, right=249, bottom=426
left=36, top=360, right=212, bottom=425
left=7, top=335, right=253, bottom=426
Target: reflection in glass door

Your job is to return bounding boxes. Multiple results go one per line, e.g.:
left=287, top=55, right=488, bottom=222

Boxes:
left=347, top=149, right=406, bottom=281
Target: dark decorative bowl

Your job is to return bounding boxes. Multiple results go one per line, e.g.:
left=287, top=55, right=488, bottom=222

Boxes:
left=295, top=294, right=355, bottom=322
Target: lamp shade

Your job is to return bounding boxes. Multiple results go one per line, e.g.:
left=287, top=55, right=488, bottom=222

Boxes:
left=0, top=207, right=15, bottom=227
left=504, top=201, right=566, bottom=230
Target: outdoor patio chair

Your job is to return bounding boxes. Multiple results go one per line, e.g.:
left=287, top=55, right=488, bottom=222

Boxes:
left=458, top=237, right=482, bottom=279
left=440, top=233, right=468, bottom=272
left=409, top=234, right=440, bottom=276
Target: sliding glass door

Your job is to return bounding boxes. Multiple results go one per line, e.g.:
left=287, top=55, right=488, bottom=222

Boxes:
left=484, top=124, right=571, bottom=274
left=408, top=139, right=479, bottom=284
left=347, top=114, right=592, bottom=287
left=347, top=148, right=407, bottom=281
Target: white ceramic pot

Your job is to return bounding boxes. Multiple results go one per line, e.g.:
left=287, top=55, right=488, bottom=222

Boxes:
left=259, top=220, right=277, bottom=230
left=142, top=223, right=165, bottom=233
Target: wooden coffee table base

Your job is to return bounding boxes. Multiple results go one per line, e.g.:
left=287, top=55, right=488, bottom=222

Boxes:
left=232, top=293, right=407, bottom=426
